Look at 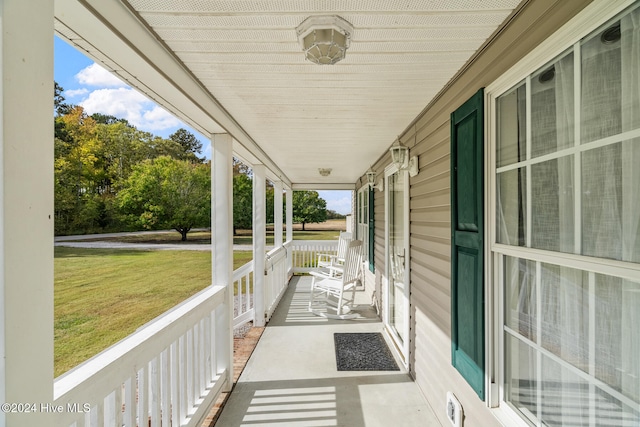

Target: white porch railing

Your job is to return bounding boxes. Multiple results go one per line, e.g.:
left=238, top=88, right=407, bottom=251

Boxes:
left=232, top=260, right=254, bottom=330
left=263, top=241, right=293, bottom=321
left=289, top=240, right=338, bottom=274
left=53, top=285, right=230, bottom=427
left=50, top=240, right=336, bottom=427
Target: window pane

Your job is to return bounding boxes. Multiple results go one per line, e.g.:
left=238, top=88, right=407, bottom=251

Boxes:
left=505, top=333, right=538, bottom=424
left=504, top=256, right=537, bottom=342
left=531, top=157, right=574, bottom=252
left=497, top=168, right=526, bottom=246
left=540, top=263, right=589, bottom=371
left=540, top=355, right=590, bottom=427
left=497, top=83, right=527, bottom=167
left=531, top=52, right=574, bottom=158
left=582, top=143, right=623, bottom=261
left=595, top=388, right=640, bottom=427
left=595, top=273, right=640, bottom=403
left=581, top=21, right=622, bottom=144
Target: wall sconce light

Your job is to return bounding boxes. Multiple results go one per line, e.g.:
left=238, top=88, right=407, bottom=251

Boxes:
left=366, top=169, right=376, bottom=186
left=296, top=15, right=353, bottom=65
left=366, top=169, right=383, bottom=191
left=389, top=138, right=419, bottom=177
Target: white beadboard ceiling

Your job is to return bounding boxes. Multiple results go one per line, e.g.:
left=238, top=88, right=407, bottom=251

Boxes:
left=55, top=0, right=523, bottom=187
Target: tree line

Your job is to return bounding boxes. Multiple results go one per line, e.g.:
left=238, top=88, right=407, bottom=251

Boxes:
left=54, top=83, right=336, bottom=239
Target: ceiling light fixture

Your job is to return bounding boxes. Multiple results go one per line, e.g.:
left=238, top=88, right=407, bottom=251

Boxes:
left=296, top=15, right=353, bottom=65
left=318, top=168, right=332, bottom=177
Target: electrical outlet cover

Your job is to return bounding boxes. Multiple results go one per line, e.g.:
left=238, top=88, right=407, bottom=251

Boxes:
left=446, top=392, right=463, bottom=427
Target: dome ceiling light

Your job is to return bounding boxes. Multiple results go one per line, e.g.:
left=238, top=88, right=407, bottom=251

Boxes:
left=296, top=15, right=354, bottom=65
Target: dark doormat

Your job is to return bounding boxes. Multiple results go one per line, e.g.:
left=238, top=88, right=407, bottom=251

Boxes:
left=334, top=332, right=400, bottom=371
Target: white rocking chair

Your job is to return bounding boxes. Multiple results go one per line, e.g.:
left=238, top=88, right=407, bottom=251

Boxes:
left=316, top=231, right=352, bottom=277
left=309, top=239, right=363, bottom=319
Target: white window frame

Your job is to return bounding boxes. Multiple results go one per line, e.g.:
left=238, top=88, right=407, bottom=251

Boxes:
left=356, top=185, right=370, bottom=265
left=484, top=0, right=640, bottom=424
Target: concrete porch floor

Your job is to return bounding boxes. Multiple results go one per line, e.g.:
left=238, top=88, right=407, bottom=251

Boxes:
left=214, top=275, right=442, bottom=427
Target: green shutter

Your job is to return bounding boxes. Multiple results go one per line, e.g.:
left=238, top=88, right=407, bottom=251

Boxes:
left=450, top=88, right=485, bottom=400
left=368, top=187, right=375, bottom=272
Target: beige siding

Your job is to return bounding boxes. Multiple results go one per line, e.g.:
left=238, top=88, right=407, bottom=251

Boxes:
left=357, top=1, right=595, bottom=426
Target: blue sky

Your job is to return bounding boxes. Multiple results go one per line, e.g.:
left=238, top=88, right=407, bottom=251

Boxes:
left=55, top=36, right=352, bottom=215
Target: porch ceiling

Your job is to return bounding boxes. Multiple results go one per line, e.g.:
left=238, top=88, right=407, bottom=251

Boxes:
left=54, top=0, right=523, bottom=187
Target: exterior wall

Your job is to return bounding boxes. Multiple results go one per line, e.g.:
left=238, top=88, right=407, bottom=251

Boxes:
left=409, top=1, right=594, bottom=425
left=358, top=1, right=595, bottom=426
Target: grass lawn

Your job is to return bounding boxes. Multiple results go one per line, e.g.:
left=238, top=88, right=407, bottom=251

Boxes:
left=54, top=247, right=251, bottom=377
left=54, top=222, right=343, bottom=377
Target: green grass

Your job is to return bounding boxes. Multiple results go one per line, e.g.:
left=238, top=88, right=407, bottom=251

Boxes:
left=54, top=247, right=251, bottom=377
left=53, top=224, right=343, bottom=377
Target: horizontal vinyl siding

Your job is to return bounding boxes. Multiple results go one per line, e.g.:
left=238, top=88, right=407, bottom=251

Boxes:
left=403, top=1, right=595, bottom=426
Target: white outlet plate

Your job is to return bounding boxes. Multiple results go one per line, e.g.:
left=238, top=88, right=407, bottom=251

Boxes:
left=446, top=392, right=463, bottom=427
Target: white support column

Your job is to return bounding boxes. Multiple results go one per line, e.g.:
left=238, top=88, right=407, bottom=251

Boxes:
left=286, top=186, right=293, bottom=243
left=273, top=181, right=283, bottom=248
left=1, top=1, right=54, bottom=425
left=211, top=133, right=234, bottom=391
left=253, top=164, right=266, bottom=327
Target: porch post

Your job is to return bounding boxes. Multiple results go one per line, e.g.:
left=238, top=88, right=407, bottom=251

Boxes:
left=273, top=181, right=283, bottom=248
left=211, top=133, right=234, bottom=391
left=286, top=186, right=293, bottom=242
left=252, top=164, right=266, bottom=327
left=0, top=1, right=54, bottom=424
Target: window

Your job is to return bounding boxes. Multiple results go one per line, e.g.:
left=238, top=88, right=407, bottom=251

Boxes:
left=357, top=186, right=374, bottom=271
left=492, top=3, right=639, bottom=426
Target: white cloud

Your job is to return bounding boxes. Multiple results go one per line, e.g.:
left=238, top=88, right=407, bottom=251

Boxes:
left=70, top=61, right=198, bottom=141
left=64, top=88, right=89, bottom=98
left=75, top=63, right=126, bottom=87
left=80, top=87, right=181, bottom=132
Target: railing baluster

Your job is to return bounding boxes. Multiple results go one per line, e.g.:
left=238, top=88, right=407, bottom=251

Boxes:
left=95, top=400, right=104, bottom=427
left=150, top=357, right=160, bottom=427
left=137, top=366, right=147, bottom=427
left=170, top=341, right=181, bottom=427
left=192, top=323, right=200, bottom=401
left=179, top=334, right=188, bottom=422
left=113, top=386, right=123, bottom=427
left=186, top=328, right=194, bottom=414
left=202, top=319, right=208, bottom=393
left=195, top=321, right=204, bottom=400
left=211, top=313, right=218, bottom=376
left=124, top=376, right=135, bottom=427
left=103, top=391, right=114, bottom=427
left=161, top=349, right=170, bottom=427
left=203, top=315, right=211, bottom=388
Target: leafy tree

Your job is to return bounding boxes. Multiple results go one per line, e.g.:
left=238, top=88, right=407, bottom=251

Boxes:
left=233, top=173, right=253, bottom=233
left=169, top=128, right=204, bottom=163
left=292, top=190, right=327, bottom=231
left=54, top=106, right=110, bottom=234
left=54, top=81, right=72, bottom=116
left=117, top=156, right=211, bottom=240
left=91, top=113, right=130, bottom=126
left=233, top=157, right=252, bottom=176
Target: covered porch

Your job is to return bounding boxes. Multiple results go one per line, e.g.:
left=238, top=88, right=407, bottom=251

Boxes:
left=214, top=275, right=440, bottom=427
